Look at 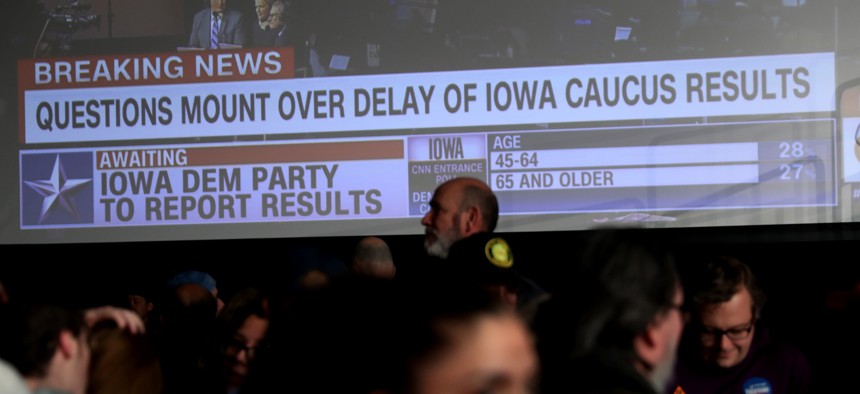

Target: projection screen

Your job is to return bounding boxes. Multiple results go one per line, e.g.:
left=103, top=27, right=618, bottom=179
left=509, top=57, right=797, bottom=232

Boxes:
left=3, top=0, right=860, bottom=243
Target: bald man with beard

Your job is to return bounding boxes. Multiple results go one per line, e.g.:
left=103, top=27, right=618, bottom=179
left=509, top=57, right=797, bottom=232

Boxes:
left=418, top=177, right=549, bottom=324
left=420, top=177, right=498, bottom=259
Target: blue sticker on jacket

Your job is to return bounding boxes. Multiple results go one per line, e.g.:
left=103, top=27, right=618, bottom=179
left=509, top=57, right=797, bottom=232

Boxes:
left=743, top=377, right=772, bottom=394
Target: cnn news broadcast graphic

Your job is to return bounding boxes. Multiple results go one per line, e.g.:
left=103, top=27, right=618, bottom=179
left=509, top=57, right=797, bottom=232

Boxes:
left=20, top=139, right=405, bottom=229
left=3, top=0, right=860, bottom=243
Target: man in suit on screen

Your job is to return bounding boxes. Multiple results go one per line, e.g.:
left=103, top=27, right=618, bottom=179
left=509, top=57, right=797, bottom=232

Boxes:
left=189, top=0, right=247, bottom=49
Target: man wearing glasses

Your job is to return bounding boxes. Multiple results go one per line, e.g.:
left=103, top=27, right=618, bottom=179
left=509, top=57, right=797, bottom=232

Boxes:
left=670, top=257, right=811, bottom=394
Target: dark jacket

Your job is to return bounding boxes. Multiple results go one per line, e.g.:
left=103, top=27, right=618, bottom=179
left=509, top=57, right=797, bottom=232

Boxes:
left=545, top=350, right=660, bottom=394
left=670, top=326, right=812, bottom=394
left=189, top=8, right=246, bottom=49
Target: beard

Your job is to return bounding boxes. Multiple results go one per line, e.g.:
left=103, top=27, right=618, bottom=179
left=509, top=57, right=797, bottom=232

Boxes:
left=648, top=331, right=680, bottom=393
left=424, top=227, right=461, bottom=259
left=649, top=352, right=675, bottom=393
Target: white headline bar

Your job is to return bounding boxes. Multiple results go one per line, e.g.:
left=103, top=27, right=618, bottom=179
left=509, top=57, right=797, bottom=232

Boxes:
left=23, top=53, right=835, bottom=143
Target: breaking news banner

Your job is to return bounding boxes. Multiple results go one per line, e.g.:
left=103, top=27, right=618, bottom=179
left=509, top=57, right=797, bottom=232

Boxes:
left=19, top=52, right=834, bottom=144
left=19, top=138, right=408, bottom=229
left=18, top=47, right=294, bottom=143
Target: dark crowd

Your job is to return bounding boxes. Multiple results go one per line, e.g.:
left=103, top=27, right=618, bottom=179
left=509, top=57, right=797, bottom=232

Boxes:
left=2, top=177, right=859, bottom=394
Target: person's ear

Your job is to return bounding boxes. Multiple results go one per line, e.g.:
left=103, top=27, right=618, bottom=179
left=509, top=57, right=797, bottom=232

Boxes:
left=462, top=205, right=481, bottom=235
left=146, top=302, right=154, bottom=313
left=57, top=330, right=78, bottom=360
left=634, top=317, right=668, bottom=371
left=500, top=286, right=518, bottom=309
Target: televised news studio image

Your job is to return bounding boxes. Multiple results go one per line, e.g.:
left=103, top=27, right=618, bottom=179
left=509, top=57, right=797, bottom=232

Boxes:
left=2, top=0, right=860, bottom=394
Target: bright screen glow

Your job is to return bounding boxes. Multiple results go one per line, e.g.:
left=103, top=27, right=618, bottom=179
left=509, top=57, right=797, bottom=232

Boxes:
left=4, top=0, right=860, bottom=243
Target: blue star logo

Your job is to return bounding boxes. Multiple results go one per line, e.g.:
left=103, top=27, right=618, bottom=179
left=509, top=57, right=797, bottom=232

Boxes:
left=21, top=153, right=94, bottom=226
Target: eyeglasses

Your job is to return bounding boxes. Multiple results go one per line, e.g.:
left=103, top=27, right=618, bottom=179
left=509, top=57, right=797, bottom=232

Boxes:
left=223, top=338, right=268, bottom=360
left=698, top=318, right=755, bottom=342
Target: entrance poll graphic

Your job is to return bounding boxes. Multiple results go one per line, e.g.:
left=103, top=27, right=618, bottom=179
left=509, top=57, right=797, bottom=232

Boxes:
left=483, top=122, right=834, bottom=214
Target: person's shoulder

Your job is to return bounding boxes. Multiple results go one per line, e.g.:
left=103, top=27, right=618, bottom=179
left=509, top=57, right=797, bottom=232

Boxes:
left=755, top=328, right=807, bottom=360
left=193, top=8, right=209, bottom=18
left=32, top=388, right=72, bottom=394
left=759, top=340, right=811, bottom=369
left=0, top=359, right=29, bottom=394
left=191, top=8, right=210, bottom=27
left=225, top=9, right=243, bottom=20
left=750, top=337, right=812, bottom=389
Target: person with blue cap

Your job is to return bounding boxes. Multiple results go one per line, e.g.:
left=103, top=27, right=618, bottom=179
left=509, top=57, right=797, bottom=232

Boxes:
left=167, top=270, right=224, bottom=316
